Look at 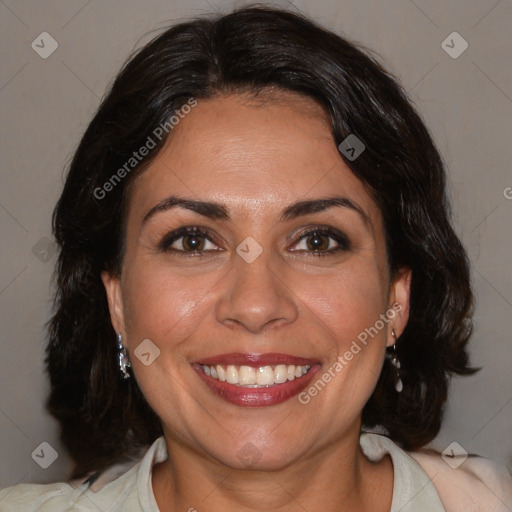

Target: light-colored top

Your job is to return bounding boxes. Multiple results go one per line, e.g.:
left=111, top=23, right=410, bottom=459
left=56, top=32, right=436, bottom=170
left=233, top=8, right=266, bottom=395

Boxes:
left=0, top=432, right=511, bottom=511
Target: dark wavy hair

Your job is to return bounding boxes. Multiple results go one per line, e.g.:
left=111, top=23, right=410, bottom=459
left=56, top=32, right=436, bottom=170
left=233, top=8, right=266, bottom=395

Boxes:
left=45, top=4, right=477, bottom=480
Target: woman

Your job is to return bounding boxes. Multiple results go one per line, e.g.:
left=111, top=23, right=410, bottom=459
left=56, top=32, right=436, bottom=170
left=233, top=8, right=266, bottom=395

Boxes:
left=0, top=5, right=510, bottom=511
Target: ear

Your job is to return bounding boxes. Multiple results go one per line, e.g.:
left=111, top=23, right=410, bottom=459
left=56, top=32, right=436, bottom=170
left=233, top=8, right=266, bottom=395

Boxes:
left=386, top=266, right=412, bottom=347
left=101, top=271, right=126, bottom=335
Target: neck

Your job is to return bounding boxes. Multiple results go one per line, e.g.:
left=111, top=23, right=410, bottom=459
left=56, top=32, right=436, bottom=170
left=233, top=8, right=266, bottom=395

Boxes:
left=152, top=425, right=393, bottom=512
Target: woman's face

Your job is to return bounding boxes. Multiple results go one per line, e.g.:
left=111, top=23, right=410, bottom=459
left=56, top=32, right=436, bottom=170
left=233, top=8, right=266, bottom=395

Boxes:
left=103, top=91, right=411, bottom=470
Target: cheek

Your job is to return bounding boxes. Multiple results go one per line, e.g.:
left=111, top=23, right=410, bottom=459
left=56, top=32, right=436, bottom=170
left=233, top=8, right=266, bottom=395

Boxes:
left=301, top=261, right=389, bottom=405
left=300, top=261, right=388, bottom=349
left=120, top=263, right=217, bottom=421
left=281, top=259, right=390, bottom=432
left=298, top=264, right=389, bottom=415
left=121, top=259, right=224, bottom=353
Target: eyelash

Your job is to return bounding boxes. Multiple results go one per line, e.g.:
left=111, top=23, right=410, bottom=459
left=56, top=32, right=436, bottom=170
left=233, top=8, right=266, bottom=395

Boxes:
left=157, top=225, right=351, bottom=258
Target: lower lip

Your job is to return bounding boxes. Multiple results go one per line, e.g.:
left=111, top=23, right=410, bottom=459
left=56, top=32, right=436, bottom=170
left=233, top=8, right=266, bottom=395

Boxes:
left=192, top=364, right=322, bottom=407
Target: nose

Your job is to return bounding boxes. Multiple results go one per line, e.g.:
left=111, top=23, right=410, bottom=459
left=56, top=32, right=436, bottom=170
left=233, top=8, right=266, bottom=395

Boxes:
left=215, top=249, right=298, bottom=334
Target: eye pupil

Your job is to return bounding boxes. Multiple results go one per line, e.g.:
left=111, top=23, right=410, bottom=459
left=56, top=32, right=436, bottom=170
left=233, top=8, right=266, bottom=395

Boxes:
left=308, top=233, right=327, bottom=250
left=183, top=234, right=204, bottom=251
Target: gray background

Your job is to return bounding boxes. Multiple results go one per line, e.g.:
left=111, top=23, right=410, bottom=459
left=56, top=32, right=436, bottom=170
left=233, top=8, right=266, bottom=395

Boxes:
left=0, top=0, right=511, bottom=488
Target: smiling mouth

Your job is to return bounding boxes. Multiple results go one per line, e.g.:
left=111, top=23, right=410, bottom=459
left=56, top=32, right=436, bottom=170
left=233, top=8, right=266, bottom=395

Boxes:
left=191, top=353, right=321, bottom=406
left=200, top=363, right=312, bottom=387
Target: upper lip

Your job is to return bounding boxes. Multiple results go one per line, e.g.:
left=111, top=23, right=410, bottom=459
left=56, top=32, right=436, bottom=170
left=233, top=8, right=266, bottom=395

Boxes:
left=192, top=353, right=320, bottom=366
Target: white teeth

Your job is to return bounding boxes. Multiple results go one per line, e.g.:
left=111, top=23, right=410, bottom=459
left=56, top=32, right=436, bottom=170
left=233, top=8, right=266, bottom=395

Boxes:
left=239, top=365, right=256, bottom=385
left=226, top=365, right=238, bottom=384
left=202, top=363, right=312, bottom=387
left=256, top=366, right=275, bottom=385
left=274, top=364, right=288, bottom=383
left=217, top=365, right=226, bottom=381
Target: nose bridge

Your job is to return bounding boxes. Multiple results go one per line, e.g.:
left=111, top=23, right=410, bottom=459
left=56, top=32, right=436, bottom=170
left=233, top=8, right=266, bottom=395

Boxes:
left=215, top=242, right=298, bottom=333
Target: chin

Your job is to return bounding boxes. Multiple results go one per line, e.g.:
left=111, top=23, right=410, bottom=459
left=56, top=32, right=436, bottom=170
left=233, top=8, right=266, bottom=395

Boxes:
left=209, top=440, right=304, bottom=472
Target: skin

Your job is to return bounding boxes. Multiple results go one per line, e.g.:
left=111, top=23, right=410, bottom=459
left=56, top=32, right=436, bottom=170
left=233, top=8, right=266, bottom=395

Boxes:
left=102, top=90, right=412, bottom=512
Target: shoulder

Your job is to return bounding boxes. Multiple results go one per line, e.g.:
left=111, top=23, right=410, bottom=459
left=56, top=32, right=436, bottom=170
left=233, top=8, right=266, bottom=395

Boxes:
left=408, top=447, right=512, bottom=512
left=0, top=462, right=141, bottom=512
left=361, top=432, right=512, bottom=512
left=0, top=482, right=78, bottom=512
left=0, top=437, right=166, bottom=512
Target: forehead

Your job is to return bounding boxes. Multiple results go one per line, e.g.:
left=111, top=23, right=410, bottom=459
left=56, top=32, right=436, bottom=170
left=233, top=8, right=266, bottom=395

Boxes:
left=126, top=91, right=382, bottom=229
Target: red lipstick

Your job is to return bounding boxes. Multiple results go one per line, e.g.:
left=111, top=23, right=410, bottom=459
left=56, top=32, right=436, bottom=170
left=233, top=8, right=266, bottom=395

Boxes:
left=192, top=353, right=321, bottom=407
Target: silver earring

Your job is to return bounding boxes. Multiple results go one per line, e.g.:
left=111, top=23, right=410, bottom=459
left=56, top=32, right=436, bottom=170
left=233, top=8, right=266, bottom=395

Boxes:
left=390, top=329, right=403, bottom=393
left=117, top=333, right=131, bottom=380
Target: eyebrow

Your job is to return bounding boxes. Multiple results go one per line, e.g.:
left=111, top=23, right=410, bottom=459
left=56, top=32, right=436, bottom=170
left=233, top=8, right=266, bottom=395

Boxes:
left=142, top=195, right=373, bottom=230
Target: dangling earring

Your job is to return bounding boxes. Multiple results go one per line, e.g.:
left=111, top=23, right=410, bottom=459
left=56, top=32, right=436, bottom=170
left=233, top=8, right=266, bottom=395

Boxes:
left=390, top=329, right=403, bottom=393
left=117, top=333, right=131, bottom=380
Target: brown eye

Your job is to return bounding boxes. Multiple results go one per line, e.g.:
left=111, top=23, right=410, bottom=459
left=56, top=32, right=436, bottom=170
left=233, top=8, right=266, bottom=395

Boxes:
left=291, top=227, right=351, bottom=257
left=158, top=226, right=219, bottom=255
left=181, top=233, right=206, bottom=251
left=305, top=232, right=330, bottom=251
